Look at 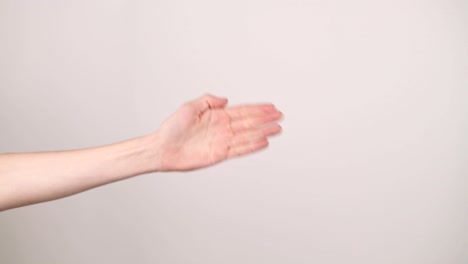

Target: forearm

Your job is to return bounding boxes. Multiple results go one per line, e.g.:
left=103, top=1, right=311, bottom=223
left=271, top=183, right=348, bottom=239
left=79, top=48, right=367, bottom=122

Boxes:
left=0, top=133, right=161, bottom=211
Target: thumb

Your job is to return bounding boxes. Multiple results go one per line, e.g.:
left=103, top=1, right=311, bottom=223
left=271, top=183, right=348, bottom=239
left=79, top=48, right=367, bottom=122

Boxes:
left=192, top=94, right=228, bottom=112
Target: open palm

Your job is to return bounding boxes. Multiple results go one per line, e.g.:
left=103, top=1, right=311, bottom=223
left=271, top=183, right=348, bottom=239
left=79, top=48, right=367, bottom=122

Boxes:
left=155, top=94, right=282, bottom=171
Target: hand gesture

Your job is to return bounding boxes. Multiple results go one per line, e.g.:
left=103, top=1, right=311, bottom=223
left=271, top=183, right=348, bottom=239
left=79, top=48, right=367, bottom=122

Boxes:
left=154, top=94, right=283, bottom=171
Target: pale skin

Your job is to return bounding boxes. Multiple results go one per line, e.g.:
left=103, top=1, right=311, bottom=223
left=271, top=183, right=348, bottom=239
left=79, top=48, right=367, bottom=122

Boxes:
left=0, top=94, right=283, bottom=211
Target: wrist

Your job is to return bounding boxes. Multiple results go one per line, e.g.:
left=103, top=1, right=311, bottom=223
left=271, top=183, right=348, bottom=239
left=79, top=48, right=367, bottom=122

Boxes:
left=100, top=133, right=164, bottom=179
left=133, top=132, right=164, bottom=174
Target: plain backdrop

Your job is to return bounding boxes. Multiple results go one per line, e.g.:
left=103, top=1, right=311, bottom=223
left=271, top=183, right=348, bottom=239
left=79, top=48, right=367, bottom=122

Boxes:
left=0, top=0, right=467, bottom=263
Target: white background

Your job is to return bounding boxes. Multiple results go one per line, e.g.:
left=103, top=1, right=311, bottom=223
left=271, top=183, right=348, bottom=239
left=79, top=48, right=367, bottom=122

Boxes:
left=0, top=0, right=467, bottom=263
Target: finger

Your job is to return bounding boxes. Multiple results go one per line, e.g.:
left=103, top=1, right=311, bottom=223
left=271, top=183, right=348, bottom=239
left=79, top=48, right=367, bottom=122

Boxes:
left=224, top=104, right=279, bottom=121
left=263, top=123, right=282, bottom=137
left=227, top=124, right=281, bottom=158
left=190, top=94, right=228, bottom=113
left=228, top=137, right=269, bottom=158
left=230, top=129, right=266, bottom=147
left=230, top=111, right=283, bottom=133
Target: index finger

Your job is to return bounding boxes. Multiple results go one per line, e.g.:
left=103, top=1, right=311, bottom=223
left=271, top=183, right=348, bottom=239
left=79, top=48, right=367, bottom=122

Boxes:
left=224, top=104, right=280, bottom=121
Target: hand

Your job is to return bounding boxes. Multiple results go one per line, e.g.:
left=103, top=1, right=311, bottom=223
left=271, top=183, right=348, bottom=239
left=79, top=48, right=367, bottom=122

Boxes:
left=153, top=94, right=283, bottom=171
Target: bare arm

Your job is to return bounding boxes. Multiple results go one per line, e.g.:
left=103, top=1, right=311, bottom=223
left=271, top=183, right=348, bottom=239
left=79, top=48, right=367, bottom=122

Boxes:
left=0, top=94, right=283, bottom=211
